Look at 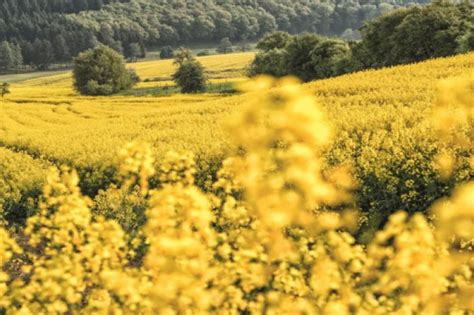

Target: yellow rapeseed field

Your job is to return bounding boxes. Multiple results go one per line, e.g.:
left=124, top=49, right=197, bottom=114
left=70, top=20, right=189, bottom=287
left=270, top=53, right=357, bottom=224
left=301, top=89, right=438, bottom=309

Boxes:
left=0, top=52, right=472, bottom=218
left=0, top=63, right=472, bottom=313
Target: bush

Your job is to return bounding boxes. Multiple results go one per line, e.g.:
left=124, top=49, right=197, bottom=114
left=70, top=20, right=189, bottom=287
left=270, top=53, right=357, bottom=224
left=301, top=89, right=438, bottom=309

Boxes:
left=197, top=50, right=210, bottom=57
left=172, top=60, right=206, bottom=93
left=0, top=82, right=10, bottom=97
left=73, top=45, right=134, bottom=96
left=247, top=49, right=287, bottom=77
left=84, top=80, right=113, bottom=96
left=256, top=31, right=291, bottom=51
left=283, top=33, right=323, bottom=82
left=160, top=45, right=174, bottom=59
left=128, top=69, right=141, bottom=85
left=310, top=39, right=351, bottom=79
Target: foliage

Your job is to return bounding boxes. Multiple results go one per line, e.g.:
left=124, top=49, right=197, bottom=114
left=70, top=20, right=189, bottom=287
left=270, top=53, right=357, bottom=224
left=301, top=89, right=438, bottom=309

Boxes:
left=247, top=48, right=288, bottom=77
left=127, top=69, right=141, bottom=85
left=159, top=46, right=174, bottom=59
left=0, top=41, right=22, bottom=73
left=456, top=22, right=474, bottom=53
left=172, top=60, right=206, bottom=93
left=0, top=75, right=472, bottom=314
left=250, top=34, right=352, bottom=81
left=0, top=0, right=432, bottom=67
left=197, top=50, right=210, bottom=57
left=127, top=43, right=142, bottom=62
left=250, top=2, right=473, bottom=81
left=283, top=33, right=323, bottom=82
left=217, top=37, right=233, bottom=54
left=0, top=82, right=10, bottom=97
left=73, top=45, right=134, bottom=96
left=172, top=48, right=195, bottom=66
left=256, top=31, right=291, bottom=51
left=353, top=1, right=473, bottom=68
left=310, top=39, right=351, bottom=79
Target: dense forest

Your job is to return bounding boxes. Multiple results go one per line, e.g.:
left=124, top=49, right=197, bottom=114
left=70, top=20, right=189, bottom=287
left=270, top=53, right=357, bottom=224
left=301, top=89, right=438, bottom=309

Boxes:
left=0, top=0, right=432, bottom=71
left=249, top=1, right=474, bottom=82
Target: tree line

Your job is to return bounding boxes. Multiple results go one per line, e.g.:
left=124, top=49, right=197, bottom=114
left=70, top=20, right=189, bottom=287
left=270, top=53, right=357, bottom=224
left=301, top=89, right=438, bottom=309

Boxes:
left=249, top=1, right=474, bottom=82
left=0, top=0, right=430, bottom=73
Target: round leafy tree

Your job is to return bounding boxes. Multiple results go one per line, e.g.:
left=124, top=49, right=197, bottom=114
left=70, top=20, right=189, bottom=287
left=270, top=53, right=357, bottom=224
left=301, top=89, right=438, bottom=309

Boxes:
left=172, top=60, right=206, bottom=93
left=160, top=46, right=174, bottom=59
left=73, top=45, right=133, bottom=96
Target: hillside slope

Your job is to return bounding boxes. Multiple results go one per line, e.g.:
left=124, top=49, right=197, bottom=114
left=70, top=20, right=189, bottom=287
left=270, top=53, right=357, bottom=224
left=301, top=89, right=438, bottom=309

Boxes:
left=0, top=0, right=429, bottom=67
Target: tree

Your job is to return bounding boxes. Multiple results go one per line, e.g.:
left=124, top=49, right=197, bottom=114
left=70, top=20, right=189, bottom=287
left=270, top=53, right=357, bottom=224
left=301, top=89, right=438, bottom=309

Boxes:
left=256, top=31, right=291, bottom=51
left=0, top=82, right=10, bottom=97
left=160, top=46, right=174, bottom=59
left=310, top=39, right=351, bottom=79
left=0, top=0, right=461, bottom=69
left=172, top=60, right=206, bottom=93
left=11, top=43, right=23, bottom=70
left=283, top=33, right=323, bottom=82
left=73, top=45, right=134, bottom=96
left=248, top=49, right=287, bottom=77
left=53, top=34, right=71, bottom=62
left=355, top=2, right=472, bottom=68
left=31, top=39, right=54, bottom=70
left=173, top=48, right=194, bottom=66
left=127, top=43, right=141, bottom=62
left=456, top=23, right=474, bottom=53
left=216, top=37, right=233, bottom=54
left=340, top=28, right=355, bottom=41
left=0, top=41, right=14, bottom=71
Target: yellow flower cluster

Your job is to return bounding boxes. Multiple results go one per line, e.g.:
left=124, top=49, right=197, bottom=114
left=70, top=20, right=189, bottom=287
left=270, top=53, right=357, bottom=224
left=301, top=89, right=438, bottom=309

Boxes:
left=1, top=75, right=472, bottom=314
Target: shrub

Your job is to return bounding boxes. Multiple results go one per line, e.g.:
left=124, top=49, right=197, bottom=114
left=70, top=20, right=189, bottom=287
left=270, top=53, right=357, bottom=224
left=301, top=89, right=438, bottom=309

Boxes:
left=73, top=45, right=134, bottom=96
left=310, top=39, right=351, bottom=79
left=84, top=80, right=113, bottom=96
left=256, top=31, right=291, bottom=51
left=172, top=60, right=206, bottom=93
left=247, top=49, right=287, bottom=77
left=197, top=50, right=210, bottom=57
left=0, top=82, right=10, bottom=97
left=283, top=33, right=323, bottom=82
left=128, top=68, right=141, bottom=84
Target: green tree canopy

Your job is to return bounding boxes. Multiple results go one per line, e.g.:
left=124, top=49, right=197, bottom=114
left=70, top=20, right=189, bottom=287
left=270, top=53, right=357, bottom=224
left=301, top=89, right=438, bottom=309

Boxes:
left=172, top=60, right=206, bottom=93
left=256, top=32, right=291, bottom=51
left=73, top=45, right=134, bottom=96
left=283, top=34, right=323, bottom=82
left=216, top=37, right=233, bottom=54
left=310, top=39, right=351, bottom=79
